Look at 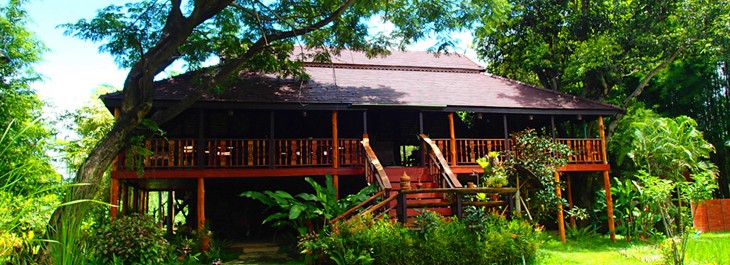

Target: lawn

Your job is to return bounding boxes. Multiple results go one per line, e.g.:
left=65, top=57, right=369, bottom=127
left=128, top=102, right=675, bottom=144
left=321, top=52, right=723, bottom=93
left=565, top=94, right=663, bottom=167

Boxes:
left=538, top=232, right=730, bottom=265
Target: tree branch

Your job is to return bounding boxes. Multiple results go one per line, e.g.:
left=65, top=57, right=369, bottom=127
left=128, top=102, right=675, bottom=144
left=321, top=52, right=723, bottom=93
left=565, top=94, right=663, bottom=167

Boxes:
left=150, top=0, right=357, bottom=125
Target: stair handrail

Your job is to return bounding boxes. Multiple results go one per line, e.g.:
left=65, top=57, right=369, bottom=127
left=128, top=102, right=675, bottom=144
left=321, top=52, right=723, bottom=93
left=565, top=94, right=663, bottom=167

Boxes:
left=361, top=135, right=392, bottom=191
left=330, top=189, right=386, bottom=223
left=419, top=134, right=462, bottom=188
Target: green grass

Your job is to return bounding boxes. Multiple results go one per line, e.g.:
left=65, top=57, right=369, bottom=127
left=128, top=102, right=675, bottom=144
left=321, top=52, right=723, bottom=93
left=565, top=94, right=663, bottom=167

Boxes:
left=538, top=232, right=730, bottom=265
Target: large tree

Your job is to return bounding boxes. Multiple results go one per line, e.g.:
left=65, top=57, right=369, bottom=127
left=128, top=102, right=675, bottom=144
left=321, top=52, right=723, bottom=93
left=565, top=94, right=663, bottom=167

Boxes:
left=473, top=0, right=730, bottom=133
left=53, top=0, right=475, bottom=248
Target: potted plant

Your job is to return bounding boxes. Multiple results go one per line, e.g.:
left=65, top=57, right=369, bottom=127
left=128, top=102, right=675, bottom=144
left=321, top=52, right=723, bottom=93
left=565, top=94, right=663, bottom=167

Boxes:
left=476, top=151, right=509, bottom=188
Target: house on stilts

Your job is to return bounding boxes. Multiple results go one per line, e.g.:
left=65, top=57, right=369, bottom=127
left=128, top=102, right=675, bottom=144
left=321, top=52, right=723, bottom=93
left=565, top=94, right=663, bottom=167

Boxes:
left=102, top=49, right=621, bottom=242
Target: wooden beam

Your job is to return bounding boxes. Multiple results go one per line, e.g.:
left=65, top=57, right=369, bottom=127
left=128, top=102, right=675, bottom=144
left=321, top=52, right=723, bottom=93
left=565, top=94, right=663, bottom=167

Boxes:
left=448, top=113, right=457, bottom=166
left=110, top=178, right=119, bottom=219
left=567, top=175, right=575, bottom=229
left=332, top=110, right=339, bottom=199
left=555, top=171, right=566, bottom=243
left=598, top=116, right=616, bottom=242
left=112, top=167, right=364, bottom=179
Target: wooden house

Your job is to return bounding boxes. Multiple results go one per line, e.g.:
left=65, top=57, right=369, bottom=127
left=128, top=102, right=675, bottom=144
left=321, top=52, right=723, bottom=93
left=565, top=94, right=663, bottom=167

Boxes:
left=102, top=49, right=621, bottom=242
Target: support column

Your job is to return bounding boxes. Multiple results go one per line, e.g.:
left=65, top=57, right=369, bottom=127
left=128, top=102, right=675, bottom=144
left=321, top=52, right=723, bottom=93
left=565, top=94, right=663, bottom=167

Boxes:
left=197, top=178, right=206, bottom=230
left=448, top=113, right=457, bottom=166
left=598, top=116, right=616, bottom=242
left=121, top=183, right=129, bottom=215
left=269, top=111, right=275, bottom=169
left=197, top=177, right=209, bottom=251
left=503, top=115, right=510, bottom=151
left=332, top=110, right=340, bottom=199
left=110, top=178, right=120, bottom=219
left=132, top=186, right=140, bottom=213
left=555, top=171, right=566, bottom=243
left=567, top=175, right=575, bottom=229
left=166, top=191, right=174, bottom=236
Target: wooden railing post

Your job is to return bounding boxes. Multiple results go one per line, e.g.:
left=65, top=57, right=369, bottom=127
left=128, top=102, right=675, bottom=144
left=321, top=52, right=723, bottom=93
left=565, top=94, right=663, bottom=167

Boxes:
left=397, top=192, right=407, bottom=223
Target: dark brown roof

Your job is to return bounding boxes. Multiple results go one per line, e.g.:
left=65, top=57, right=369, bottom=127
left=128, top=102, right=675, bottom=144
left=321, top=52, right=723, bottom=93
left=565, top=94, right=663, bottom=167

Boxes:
left=102, top=49, right=620, bottom=115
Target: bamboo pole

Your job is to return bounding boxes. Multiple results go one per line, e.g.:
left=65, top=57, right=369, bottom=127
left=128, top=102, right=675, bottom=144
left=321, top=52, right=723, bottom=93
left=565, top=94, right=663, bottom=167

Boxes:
left=598, top=116, right=617, bottom=242
left=555, top=171, right=566, bottom=243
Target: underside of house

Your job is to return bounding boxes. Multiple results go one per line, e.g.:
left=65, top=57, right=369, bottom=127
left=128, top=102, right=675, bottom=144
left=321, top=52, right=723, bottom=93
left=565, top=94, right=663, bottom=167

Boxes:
left=102, top=49, right=621, bottom=242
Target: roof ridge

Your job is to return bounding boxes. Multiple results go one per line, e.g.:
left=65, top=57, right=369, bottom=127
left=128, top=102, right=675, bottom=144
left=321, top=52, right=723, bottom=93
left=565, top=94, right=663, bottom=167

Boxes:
left=304, top=62, right=482, bottom=73
left=484, top=73, right=622, bottom=111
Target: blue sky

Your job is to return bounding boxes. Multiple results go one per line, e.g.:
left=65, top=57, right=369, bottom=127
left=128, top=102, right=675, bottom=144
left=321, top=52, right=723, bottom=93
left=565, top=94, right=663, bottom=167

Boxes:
left=22, top=1, right=477, bottom=117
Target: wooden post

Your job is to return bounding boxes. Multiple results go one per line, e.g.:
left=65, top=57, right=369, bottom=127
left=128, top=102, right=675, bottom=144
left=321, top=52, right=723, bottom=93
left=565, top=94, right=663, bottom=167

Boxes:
left=448, top=113, right=457, bottom=166
left=567, top=175, right=575, bottom=229
left=197, top=178, right=206, bottom=230
left=332, top=111, right=340, bottom=199
left=598, top=116, right=616, bottom=242
left=110, top=178, right=120, bottom=219
left=166, top=191, right=174, bottom=236
left=503, top=115, right=510, bottom=151
left=269, top=111, right=275, bottom=169
left=197, top=177, right=209, bottom=250
left=121, top=183, right=128, bottom=215
left=555, top=171, right=566, bottom=243
left=132, top=186, right=140, bottom=213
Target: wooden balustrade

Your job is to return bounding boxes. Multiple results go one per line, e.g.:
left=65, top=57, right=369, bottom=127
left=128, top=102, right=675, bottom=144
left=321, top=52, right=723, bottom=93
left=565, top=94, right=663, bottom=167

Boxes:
left=433, top=138, right=507, bottom=164
left=555, top=138, right=603, bottom=164
left=205, top=139, right=268, bottom=167
left=144, top=138, right=197, bottom=168
left=434, top=138, right=603, bottom=165
left=122, top=137, right=603, bottom=170
left=121, top=137, right=363, bottom=169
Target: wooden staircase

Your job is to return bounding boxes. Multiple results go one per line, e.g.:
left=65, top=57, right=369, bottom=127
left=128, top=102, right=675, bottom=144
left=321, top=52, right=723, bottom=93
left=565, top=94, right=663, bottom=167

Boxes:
left=330, top=134, right=517, bottom=224
left=383, top=166, right=453, bottom=218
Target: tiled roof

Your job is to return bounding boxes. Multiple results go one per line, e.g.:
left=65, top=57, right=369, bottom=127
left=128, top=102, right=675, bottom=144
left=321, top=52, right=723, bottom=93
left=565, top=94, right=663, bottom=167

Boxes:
left=102, top=49, right=620, bottom=114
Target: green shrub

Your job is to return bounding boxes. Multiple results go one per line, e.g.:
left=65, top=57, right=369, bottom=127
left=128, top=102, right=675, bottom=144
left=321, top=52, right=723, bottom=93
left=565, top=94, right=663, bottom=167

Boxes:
left=300, top=211, right=543, bottom=265
left=90, top=214, right=170, bottom=264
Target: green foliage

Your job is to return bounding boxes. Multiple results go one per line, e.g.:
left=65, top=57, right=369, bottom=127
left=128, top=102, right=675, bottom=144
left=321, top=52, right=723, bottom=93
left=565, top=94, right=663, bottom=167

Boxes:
left=611, top=106, right=719, bottom=264
left=476, top=151, right=508, bottom=187
left=58, top=85, right=116, bottom=174
left=594, top=177, right=661, bottom=241
left=507, top=129, right=572, bottom=222
left=89, top=214, right=170, bottom=264
left=300, top=211, right=544, bottom=265
left=241, top=175, right=376, bottom=236
left=473, top=0, right=730, bottom=102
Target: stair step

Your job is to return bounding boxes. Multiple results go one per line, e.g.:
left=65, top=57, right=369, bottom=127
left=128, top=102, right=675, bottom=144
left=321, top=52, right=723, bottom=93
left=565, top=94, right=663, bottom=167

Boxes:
left=384, top=167, right=429, bottom=182
left=388, top=207, right=453, bottom=217
left=390, top=182, right=439, bottom=190
left=228, top=242, right=280, bottom=254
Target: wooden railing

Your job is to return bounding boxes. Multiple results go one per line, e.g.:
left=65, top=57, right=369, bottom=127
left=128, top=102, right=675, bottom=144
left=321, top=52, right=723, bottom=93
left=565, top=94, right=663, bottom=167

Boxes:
left=361, top=136, right=392, bottom=191
left=143, top=138, right=197, bottom=168
left=556, top=138, right=603, bottom=164
left=420, top=134, right=462, bottom=188
left=433, top=138, right=604, bottom=165
left=432, top=138, right=507, bottom=165
left=395, top=187, right=517, bottom=222
left=123, top=137, right=363, bottom=169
